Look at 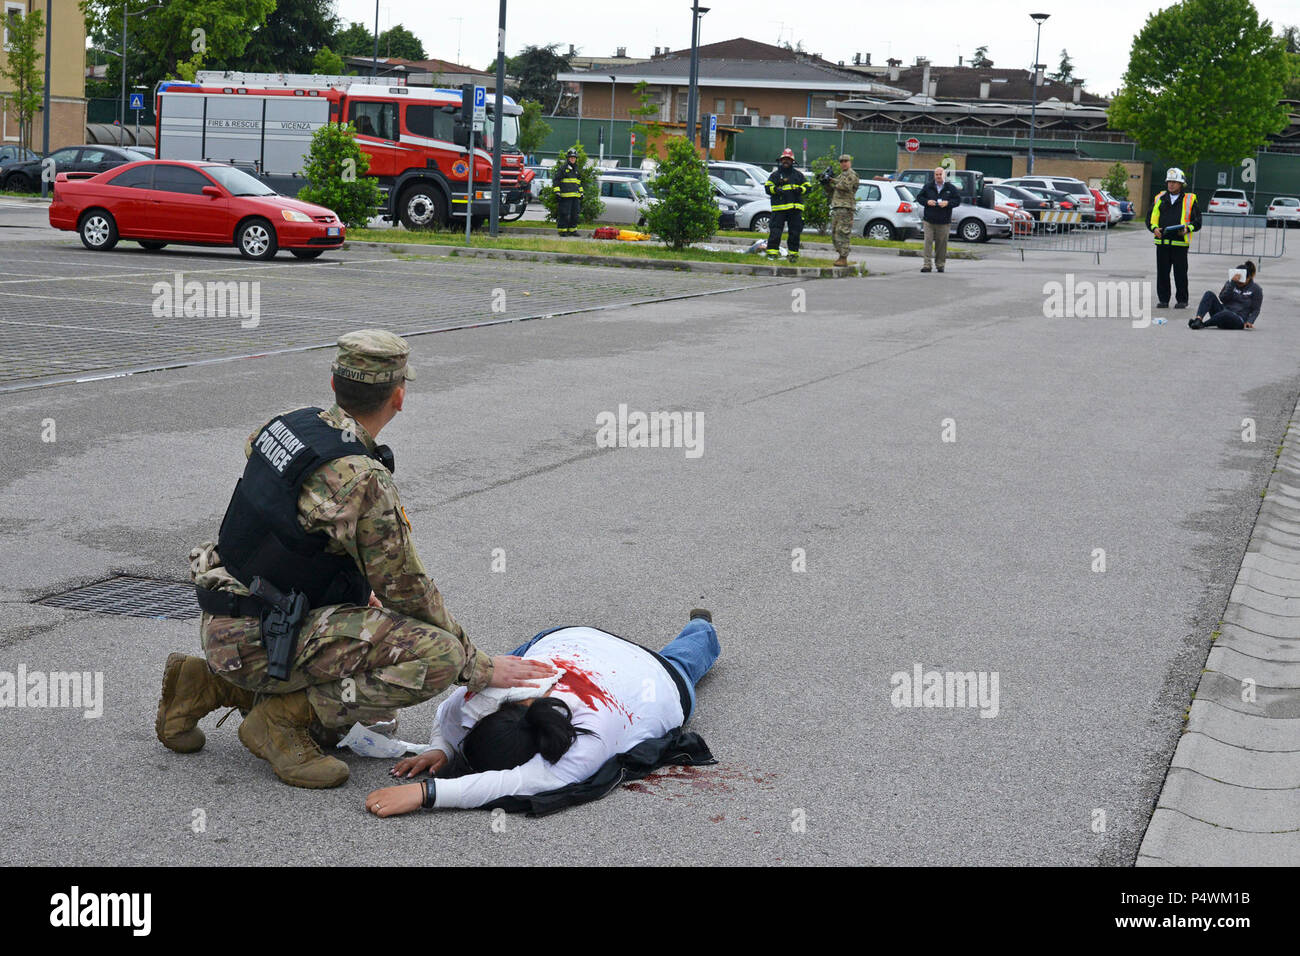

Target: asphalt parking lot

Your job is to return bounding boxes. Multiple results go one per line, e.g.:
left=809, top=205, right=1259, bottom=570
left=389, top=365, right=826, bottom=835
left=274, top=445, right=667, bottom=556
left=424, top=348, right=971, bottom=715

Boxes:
left=0, top=225, right=790, bottom=390
left=1, top=215, right=1297, bottom=865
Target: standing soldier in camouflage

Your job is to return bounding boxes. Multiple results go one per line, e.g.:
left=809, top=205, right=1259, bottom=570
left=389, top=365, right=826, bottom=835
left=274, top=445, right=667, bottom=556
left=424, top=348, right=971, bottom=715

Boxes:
left=552, top=148, right=584, bottom=237
left=156, top=330, right=555, bottom=789
left=823, top=154, right=859, bottom=267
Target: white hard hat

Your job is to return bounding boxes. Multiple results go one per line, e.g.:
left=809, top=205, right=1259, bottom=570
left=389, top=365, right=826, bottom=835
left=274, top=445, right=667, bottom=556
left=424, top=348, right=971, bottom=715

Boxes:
left=1165, top=167, right=1186, bottom=184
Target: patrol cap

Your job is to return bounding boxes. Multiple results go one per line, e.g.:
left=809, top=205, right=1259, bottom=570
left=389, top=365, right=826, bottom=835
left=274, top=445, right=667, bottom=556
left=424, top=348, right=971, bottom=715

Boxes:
left=838, top=153, right=853, bottom=162
left=332, top=329, right=416, bottom=385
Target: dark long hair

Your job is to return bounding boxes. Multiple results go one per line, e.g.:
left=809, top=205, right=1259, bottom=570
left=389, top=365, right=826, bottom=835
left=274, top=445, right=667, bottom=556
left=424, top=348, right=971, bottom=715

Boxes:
left=462, top=697, right=597, bottom=772
left=1239, top=260, right=1257, bottom=281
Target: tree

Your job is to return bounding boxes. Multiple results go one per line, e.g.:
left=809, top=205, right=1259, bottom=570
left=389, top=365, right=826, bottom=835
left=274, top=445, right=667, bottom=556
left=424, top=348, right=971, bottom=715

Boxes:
left=628, top=80, right=664, bottom=160
left=296, top=121, right=383, bottom=229
left=538, top=143, right=603, bottom=225
left=804, top=147, right=839, bottom=235
left=378, top=24, right=424, bottom=61
left=1050, top=49, right=1074, bottom=82
left=332, top=21, right=374, bottom=58
left=1282, top=25, right=1300, bottom=100
left=0, top=8, right=43, bottom=154
left=1108, top=0, right=1290, bottom=166
left=503, top=44, right=573, bottom=113
left=971, top=45, right=994, bottom=68
left=643, top=136, right=718, bottom=249
left=311, top=46, right=346, bottom=76
left=81, top=0, right=275, bottom=88
left=228, top=0, right=337, bottom=73
left=515, top=99, right=550, bottom=159
left=1100, top=162, right=1130, bottom=200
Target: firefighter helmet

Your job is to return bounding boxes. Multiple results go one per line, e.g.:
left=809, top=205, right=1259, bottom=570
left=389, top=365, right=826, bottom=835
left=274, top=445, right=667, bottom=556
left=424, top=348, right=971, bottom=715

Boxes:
left=1164, top=167, right=1186, bottom=184
left=779, top=147, right=795, bottom=161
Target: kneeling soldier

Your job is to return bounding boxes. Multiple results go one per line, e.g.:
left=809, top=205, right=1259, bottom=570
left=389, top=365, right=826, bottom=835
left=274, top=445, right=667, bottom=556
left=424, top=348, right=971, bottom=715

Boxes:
left=156, top=330, right=554, bottom=788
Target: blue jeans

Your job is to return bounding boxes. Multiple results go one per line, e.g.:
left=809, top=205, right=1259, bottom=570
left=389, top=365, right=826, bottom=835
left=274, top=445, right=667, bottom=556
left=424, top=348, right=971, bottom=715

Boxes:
left=509, top=620, right=721, bottom=723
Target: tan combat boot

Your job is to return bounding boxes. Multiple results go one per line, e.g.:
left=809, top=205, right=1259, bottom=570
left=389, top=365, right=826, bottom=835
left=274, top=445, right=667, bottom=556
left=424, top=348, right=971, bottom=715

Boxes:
left=834, top=256, right=849, bottom=267
left=156, top=652, right=258, bottom=754
left=238, top=690, right=350, bottom=789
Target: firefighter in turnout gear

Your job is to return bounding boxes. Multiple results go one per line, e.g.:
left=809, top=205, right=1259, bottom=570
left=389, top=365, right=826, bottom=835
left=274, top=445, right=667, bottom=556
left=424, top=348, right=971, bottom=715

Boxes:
left=553, top=148, right=584, bottom=236
left=1148, top=167, right=1202, bottom=309
left=765, top=148, right=809, bottom=262
left=155, top=330, right=557, bottom=789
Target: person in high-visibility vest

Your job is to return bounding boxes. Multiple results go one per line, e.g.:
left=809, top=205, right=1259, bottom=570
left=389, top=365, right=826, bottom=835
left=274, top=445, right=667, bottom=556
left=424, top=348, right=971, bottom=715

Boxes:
left=764, top=148, right=809, bottom=262
left=552, top=148, right=583, bottom=237
left=1147, top=167, right=1202, bottom=309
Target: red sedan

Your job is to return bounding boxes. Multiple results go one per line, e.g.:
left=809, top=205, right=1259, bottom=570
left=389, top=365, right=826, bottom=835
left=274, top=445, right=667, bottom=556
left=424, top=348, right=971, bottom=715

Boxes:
left=49, top=160, right=344, bottom=259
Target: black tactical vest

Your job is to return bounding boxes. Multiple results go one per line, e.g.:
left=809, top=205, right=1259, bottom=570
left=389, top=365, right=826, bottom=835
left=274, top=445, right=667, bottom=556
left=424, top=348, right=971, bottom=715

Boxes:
left=217, top=407, right=382, bottom=608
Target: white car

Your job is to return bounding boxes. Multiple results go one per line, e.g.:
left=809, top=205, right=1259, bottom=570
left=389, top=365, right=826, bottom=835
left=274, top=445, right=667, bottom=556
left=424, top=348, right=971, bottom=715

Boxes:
left=1002, top=175, right=1096, bottom=219
left=1208, top=189, right=1252, bottom=215
left=706, top=161, right=770, bottom=201
left=852, top=180, right=922, bottom=240
left=594, top=175, right=655, bottom=225
left=1266, top=196, right=1300, bottom=227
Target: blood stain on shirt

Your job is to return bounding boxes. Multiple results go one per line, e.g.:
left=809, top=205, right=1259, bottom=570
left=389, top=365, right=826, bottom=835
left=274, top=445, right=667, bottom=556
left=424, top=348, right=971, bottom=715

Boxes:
left=549, top=656, right=630, bottom=719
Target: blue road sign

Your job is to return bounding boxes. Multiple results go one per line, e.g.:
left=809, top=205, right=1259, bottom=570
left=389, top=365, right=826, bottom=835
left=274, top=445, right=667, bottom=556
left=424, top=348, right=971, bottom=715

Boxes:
left=129, top=93, right=145, bottom=111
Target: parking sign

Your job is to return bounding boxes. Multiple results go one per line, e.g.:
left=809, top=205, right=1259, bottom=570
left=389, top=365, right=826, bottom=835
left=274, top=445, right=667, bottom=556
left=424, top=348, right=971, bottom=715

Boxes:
left=707, top=114, right=717, bottom=149
left=473, top=85, right=486, bottom=127
left=129, top=93, right=145, bottom=111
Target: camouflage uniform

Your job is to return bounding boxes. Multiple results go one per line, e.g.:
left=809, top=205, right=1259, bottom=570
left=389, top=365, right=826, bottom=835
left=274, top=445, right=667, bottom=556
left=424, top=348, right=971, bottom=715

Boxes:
left=828, top=155, right=860, bottom=262
left=191, top=331, right=493, bottom=730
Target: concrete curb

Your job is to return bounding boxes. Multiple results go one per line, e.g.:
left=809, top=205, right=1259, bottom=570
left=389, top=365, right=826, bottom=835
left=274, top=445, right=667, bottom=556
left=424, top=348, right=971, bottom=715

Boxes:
left=1137, top=412, right=1300, bottom=866
left=344, top=239, right=859, bottom=278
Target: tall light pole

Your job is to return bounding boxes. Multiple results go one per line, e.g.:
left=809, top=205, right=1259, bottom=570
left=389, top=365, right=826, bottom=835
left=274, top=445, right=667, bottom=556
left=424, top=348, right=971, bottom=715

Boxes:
left=372, top=0, right=380, bottom=77
left=489, top=0, right=507, bottom=236
left=120, top=2, right=161, bottom=133
left=40, top=0, right=51, bottom=196
left=1027, top=12, right=1049, bottom=174
left=684, top=2, right=709, bottom=150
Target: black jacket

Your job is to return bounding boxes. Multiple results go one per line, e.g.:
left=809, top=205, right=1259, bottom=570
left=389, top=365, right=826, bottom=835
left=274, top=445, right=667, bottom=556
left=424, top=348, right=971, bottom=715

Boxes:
left=914, top=180, right=963, bottom=224
left=1216, top=280, right=1263, bottom=324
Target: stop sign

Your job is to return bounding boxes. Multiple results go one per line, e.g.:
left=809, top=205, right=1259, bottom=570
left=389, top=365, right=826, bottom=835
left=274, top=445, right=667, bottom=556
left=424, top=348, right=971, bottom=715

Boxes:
left=905, top=137, right=920, bottom=153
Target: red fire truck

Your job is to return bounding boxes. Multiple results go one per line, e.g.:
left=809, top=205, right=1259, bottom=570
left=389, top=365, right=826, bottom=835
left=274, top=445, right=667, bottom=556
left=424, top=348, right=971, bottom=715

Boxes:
left=155, top=71, right=533, bottom=229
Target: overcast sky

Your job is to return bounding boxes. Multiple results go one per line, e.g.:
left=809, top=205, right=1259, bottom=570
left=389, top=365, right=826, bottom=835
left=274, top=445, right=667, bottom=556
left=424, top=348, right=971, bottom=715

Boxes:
left=332, top=0, right=1298, bottom=97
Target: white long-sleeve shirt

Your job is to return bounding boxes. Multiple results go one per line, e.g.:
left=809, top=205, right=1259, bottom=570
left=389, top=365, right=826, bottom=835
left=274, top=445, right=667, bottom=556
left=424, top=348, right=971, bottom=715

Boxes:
left=429, top=626, right=686, bottom=809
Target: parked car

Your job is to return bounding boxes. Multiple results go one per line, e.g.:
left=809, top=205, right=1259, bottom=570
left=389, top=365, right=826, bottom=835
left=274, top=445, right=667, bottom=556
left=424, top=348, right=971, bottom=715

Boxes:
left=852, top=179, right=922, bottom=240
left=896, top=167, right=985, bottom=207
left=1208, top=188, right=1252, bottom=215
left=705, top=161, right=770, bottom=200
left=1102, top=191, right=1135, bottom=222
left=1001, top=174, right=1096, bottom=220
left=1020, top=186, right=1083, bottom=230
left=48, top=159, right=344, bottom=259
left=2, top=144, right=150, bottom=192
left=526, top=164, right=549, bottom=200
left=1088, top=187, right=1117, bottom=225
left=1266, top=196, right=1300, bottom=227
left=895, top=180, right=1009, bottom=241
left=988, top=188, right=1034, bottom=236
left=707, top=176, right=746, bottom=230
left=594, top=174, right=655, bottom=225
left=0, top=144, right=39, bottom=171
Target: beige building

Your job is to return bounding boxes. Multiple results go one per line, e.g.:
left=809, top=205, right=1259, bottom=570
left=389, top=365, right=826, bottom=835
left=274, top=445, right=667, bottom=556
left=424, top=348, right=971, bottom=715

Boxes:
left=1, top=0, right=86, bottom=152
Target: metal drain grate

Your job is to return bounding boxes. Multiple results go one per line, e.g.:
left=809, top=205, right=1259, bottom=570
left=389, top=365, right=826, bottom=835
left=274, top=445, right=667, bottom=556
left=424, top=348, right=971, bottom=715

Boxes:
left=36, top=576, right=199, bottom=620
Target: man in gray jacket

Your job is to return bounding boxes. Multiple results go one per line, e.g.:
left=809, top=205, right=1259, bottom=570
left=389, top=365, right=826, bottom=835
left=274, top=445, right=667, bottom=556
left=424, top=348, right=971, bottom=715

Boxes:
left=914, top=167, right=962, bottom=273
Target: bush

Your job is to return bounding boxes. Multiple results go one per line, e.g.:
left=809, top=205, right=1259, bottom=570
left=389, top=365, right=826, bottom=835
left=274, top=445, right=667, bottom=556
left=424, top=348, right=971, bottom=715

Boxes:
left=804, top=147, right=840, bottom=234
left=297, top=122, right=384, bottom=229
left=1100, top=162, right=1130, bottom=200
left=538, top=143, right=604, bottom=223
left=643, top=136, right=718, bottom=249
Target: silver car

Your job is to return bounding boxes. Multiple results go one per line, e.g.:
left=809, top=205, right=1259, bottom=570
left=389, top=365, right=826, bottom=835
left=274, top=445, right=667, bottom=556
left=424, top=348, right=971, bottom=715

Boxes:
left=853, top=180, right=923, bottom=240
left=594, top=175, right=656, bottom=225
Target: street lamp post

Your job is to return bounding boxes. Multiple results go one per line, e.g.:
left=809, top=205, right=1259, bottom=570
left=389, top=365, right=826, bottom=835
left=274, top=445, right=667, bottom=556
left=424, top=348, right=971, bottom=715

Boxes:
left=609, top=75, right=616, bottom=161
left=119, top=2, right=162, bottom=133
left=372, top=0, right=380, bottom=77
left=1027, top=12, right=1049, bottom=174
left=40, top=0, right=51, bottom=197
left=684, top=1, right=709, bottom=151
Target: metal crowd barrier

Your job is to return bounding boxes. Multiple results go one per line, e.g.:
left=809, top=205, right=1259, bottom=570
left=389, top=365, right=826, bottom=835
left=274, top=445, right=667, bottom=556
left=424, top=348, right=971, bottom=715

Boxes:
left=1011, top=211, right=1109, bottom=264
left=1189, top=213, right=1286, bottom=258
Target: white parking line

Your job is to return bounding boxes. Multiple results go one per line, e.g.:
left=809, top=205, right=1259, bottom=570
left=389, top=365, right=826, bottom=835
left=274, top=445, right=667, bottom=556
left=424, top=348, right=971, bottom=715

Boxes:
left=0, top=256, right=391, bottom=285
